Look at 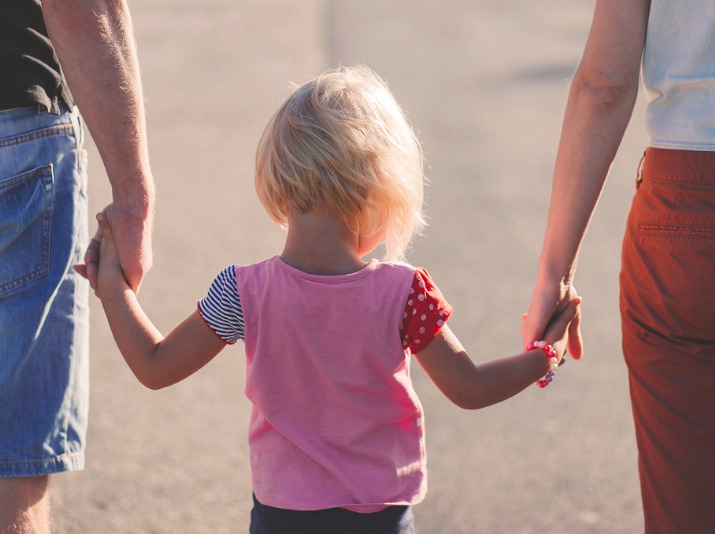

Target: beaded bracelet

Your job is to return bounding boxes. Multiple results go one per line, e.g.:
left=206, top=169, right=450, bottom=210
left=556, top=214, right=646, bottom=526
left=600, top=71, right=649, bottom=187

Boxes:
left=527, top=340, right=559, bottom=388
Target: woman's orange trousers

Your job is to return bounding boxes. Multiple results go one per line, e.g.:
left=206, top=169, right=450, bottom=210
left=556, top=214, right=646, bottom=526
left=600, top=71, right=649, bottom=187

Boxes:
left=620, top=147, right=715, bottom=533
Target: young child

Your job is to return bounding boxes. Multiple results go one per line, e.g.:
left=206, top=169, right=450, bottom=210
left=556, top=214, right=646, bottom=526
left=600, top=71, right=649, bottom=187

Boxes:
left=95, top=65, right=580, bottom=534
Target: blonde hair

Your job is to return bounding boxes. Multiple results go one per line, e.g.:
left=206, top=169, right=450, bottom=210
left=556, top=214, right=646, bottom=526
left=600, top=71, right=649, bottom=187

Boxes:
left=255, top=65, right=425, bottom=261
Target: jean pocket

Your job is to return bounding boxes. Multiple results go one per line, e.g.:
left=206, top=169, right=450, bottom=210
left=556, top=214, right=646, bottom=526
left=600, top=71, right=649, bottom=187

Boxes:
left=0, top=165, right=54, bottom=296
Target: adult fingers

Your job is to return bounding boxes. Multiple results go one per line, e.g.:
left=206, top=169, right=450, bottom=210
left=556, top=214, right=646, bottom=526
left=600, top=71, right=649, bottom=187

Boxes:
left=74, top=263, right=88, bottom=279
left=102, top=207, right=150, bottom=294
left=120, top=262, right=146, bottom=294
left=543, top=297, right=581, bottom=352
left=96, top=211, right=114, bottom=242
left=567, top=303, right=584, bottom=359
left=522, top=290, right=563, bottom=348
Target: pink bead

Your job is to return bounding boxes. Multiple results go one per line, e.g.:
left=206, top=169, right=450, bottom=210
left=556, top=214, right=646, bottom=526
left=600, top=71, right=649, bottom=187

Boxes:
left=527, top=340, right=560, bottom=389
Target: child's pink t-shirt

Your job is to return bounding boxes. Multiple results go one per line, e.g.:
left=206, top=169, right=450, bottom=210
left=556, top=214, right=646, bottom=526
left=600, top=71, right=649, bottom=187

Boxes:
left=198, top=256, right=451, bottom=512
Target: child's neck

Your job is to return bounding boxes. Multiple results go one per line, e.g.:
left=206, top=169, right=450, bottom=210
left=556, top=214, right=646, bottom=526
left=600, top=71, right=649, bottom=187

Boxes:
left=280, top=211, right=367, bottom=276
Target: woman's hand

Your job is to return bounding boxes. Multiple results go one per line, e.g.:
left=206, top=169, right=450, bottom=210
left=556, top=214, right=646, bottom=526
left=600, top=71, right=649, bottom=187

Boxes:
left=522, top=283, right=583, bottom=360
left=537, top=293, right=583, bottom=363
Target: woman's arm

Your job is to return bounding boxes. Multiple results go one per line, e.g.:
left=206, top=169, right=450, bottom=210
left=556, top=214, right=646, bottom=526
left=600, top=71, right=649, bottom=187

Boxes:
left=522, top=0, right=651, bottom=353
left=96, top=214, right=226, bottom=390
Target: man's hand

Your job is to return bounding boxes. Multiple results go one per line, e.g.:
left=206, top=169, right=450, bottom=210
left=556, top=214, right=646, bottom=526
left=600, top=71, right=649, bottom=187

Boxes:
left=75, top=202, right=153, bottom=293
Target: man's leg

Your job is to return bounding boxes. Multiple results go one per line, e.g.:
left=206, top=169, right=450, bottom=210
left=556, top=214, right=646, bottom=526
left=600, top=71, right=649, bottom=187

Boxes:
left=0, top=108, right=89, bottom=534
left=0, top=476, right=50, bottom=534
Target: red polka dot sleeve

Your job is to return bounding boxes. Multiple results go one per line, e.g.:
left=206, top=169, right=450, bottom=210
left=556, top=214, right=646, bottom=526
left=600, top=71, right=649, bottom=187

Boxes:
left=399, top=268, right=453, bottom=353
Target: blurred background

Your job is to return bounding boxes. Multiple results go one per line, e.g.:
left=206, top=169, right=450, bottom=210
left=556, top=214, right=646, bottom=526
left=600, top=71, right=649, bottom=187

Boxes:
left=52, top=1, right=648, bottom=532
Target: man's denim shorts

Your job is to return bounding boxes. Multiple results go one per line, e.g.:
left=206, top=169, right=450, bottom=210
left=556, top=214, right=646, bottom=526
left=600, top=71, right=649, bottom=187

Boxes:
left=0, top=105, right=89, bottom=477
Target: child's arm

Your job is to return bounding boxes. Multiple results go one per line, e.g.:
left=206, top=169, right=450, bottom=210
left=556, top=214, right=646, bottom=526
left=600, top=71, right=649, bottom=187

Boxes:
left=414, top=298, right=580, bottom=410
left=96, top=213, right=226, bottom=390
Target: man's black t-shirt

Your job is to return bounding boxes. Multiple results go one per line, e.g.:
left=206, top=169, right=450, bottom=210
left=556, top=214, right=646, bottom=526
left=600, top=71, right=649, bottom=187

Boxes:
left=0, top=0, right=74, bottom=113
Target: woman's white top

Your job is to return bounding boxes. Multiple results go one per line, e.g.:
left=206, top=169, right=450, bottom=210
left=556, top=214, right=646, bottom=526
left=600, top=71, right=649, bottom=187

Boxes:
left=642, top=0, right=715, bottom=150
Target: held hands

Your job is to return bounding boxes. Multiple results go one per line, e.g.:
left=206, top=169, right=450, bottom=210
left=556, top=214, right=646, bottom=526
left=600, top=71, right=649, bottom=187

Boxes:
left=93, top=212, right=132, bottom=299
left=522, top=283, right=583, bottom=360
left=74, top=203, right=153, bottom=294
left=526, top=295, right=582, bottom=388
left=534, top=295, right=582, bottom=364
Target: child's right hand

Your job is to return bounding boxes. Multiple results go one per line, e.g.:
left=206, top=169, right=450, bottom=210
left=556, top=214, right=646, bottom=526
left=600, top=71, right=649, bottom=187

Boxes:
left=96, top=212, right=131, bottom=298
left=536, top=296, right=582, bottom=364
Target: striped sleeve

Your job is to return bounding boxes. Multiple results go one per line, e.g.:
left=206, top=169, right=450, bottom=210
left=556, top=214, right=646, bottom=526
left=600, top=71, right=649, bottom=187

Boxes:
left=197, top=266, right=245, bottom=344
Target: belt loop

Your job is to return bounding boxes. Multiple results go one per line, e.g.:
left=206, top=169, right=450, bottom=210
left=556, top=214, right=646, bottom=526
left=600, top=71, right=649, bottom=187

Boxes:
left=69, top=106, right=84, bottom=148
left=635, top=149, right=647, bottom=189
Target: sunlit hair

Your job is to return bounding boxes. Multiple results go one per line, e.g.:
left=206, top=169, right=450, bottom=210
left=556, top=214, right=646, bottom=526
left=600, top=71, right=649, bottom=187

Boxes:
left=255, top=65, right=425, bottom=261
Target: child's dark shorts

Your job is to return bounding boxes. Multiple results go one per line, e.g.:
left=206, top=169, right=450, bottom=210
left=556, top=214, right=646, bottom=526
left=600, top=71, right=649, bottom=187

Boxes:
left=250, top=494, right=415, bottom=534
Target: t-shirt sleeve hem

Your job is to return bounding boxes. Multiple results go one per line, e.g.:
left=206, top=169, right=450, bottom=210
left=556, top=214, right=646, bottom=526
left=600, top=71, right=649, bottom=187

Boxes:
left=196, top=302, right=234, bottom=345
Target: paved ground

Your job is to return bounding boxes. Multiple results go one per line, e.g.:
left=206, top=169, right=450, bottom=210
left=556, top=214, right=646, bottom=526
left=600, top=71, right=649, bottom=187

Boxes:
left=52, top=1, right=648, bottom=532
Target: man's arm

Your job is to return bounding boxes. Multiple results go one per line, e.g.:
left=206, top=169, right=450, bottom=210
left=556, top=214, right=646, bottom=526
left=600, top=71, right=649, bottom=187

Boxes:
left=43, top=0, right=155, bottom=292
